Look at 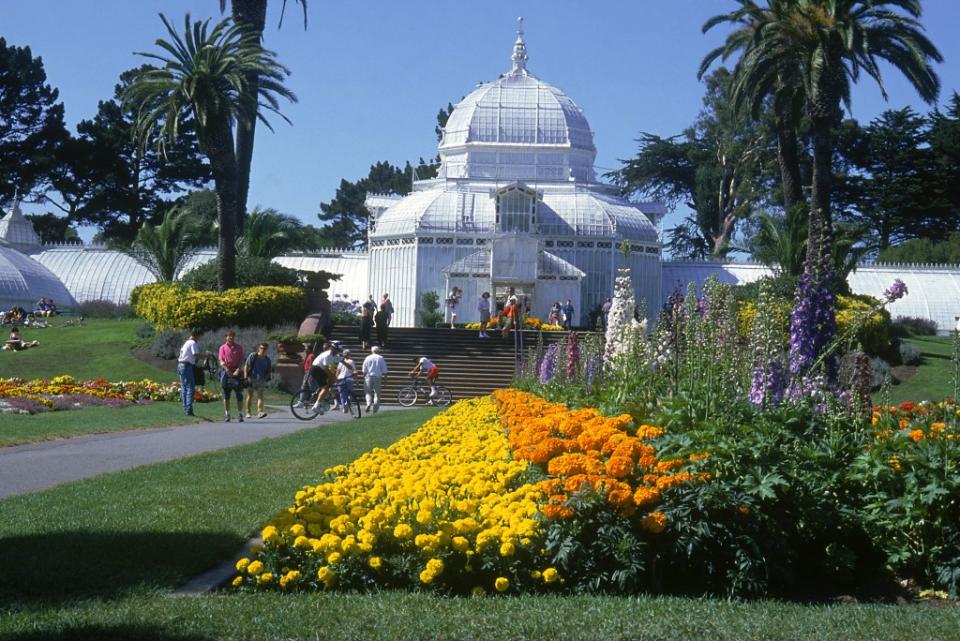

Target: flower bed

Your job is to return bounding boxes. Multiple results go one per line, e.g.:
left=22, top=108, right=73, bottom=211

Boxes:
left=0, top=375, right=217, bottom=414
left=234, top=391, right=708, bottom=594
left=464, top=316, right=564, bottom=331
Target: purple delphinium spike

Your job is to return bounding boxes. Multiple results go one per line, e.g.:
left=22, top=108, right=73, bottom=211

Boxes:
left=788, top=226, right=836, bottom=383
left=566, top=332, right=580, bottom=381
left=540, top=343, right=558, bottom=384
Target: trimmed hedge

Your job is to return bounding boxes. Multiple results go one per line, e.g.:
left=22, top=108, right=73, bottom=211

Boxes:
left=131, top=283, right=308, bottom=331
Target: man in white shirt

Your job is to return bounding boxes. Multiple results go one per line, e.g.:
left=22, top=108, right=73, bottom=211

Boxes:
left=362, top=346, right=389, bottom=413
left=176, top=329, right=203, bottom=416
left=308, top=342, right=346, bottom=414
left=477, top=292, right=491, bottom=338
left=409, top=356, right=440, bottom=403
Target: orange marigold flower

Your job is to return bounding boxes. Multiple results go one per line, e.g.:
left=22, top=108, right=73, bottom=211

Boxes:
left=909, top=429, right=924, bottom=443
left=632, top=486, right=661, bottom=507
left=640, top=511, right=668, bottom=534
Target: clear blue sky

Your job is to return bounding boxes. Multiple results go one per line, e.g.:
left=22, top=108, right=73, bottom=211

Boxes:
left=6, top=0, right=960, bottom=239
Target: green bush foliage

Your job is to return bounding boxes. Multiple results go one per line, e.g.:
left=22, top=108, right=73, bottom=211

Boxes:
left=179, top=256, right=300, bottom=290
left=131, top=283, right=308, bottom=331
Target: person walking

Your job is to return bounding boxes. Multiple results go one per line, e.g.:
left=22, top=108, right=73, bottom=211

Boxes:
left=362, top=345, right=388, bottom=413
left=359, top=296, right=375, bottom=349
left=335, top=349, right=357, bottom=413
left=374, top=303, right=390, bottom=348
left=548, top=301, right=561, bottom=325
left=176, top=328, right=203, bottom=417
left=477, top=291, right=491, bottom=338
left=297, top=340, right=318, bottom=405
left=561, top=299, right=575, bottom=331
left=218, top=330, right=245, bottom=422
left=380, top=293, right=394, bottom=326
left=243, top=342, right=272, bottom=419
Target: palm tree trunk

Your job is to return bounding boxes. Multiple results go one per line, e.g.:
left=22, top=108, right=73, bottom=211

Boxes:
left=202, top=118, right=240, bottom=291
left=231, top=0, right=267, bottom=234
left=776, top=124, right=804, bottom=212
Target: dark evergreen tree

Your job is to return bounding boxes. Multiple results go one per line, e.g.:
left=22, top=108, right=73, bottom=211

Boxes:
left=0, top=37, right=69, bottom=203
left=317, top=160, right=413, bottom=248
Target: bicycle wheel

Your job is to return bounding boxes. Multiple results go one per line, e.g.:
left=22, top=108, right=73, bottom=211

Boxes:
left=433, top=386, right=453, bottom=407
left=397, top=385, right=418, bottom=407
left=290, top=391, right=321, bottom=420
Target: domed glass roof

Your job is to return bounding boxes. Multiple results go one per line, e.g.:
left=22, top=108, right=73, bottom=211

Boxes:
left=0, top=242, right=76, bottom=308
left=437, top=19, right=597, bottom=182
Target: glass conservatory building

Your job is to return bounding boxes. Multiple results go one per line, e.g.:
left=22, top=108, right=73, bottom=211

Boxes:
left=364, top=21, right=663, bottom=326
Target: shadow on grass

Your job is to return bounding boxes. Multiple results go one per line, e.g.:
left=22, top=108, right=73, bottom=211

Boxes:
left=0, top=624, right=213, bottom=641
left=0, top=530, right=245, bottom=605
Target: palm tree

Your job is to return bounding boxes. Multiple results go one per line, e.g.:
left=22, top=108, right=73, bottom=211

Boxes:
left=219, top=0, right=308, bottom=231
left=700, top=0, right=806, bottom=212
left=702, top=0, right=942, bottom=264
left=119, top=207, right=201, bottom=282
left=124, top=14, right=296, bottom=291
left=745, top=206, right=808, bottom=278
left=237, top=207, right=309, bottom=259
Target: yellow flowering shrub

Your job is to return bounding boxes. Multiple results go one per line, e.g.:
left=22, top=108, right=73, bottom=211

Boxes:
left=131, top=282, right=307, bottom=331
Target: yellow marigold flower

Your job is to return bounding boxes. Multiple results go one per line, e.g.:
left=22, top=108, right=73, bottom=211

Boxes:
left=499, top=541, right=516, bottom=557
left=246, top=560, right=264, bottom=576
left=293, top=535, right=311, bottom=550
left=326, top=551, right=342, bottom=565
left=494, top=576, right=510, bottom=592
left=416, top=510, right=433, bottom=525
left=317, top=565, right=336, bottom=587
left=426, top=558, right=444, bottom=576
left=543, top=567, right=559, bottom=584
left=451, top=536, right=470, bottom=552
left=393, top=523, right=413, bottom=540
left=530, top=570, right=541, bottom=580
left=231, top=575, right=244, bottom=587
left=235, top=557, right=250, bottom=572
left=419, top=569, right=435, bottom=584
left=257, top=572, right=274, bottom=586
left=640, top=511, right=668, bottom=534
left=289, top=524, right=306, bottom=537
left=261, top=526, right=280, bottom=545
left=368, top=556, right=383, bottom=570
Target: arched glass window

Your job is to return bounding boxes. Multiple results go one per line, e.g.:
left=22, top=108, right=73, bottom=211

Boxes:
left=496, top=188, right=536, bottom=233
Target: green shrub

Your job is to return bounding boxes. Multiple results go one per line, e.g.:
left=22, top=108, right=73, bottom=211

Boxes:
left=132, top=283, right=308, bottom=331
left=179, top=256, right=300, bottom=289
left=418, top=291, right=444, bottom=328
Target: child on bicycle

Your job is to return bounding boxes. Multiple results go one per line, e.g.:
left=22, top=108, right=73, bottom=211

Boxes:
left=335, top=349, right=357, bottom=413
left=409, top=356, right=440, bottom=404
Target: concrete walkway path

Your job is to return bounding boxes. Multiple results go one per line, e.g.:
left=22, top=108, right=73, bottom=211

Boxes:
left=0, top=405, right=394, bottom=500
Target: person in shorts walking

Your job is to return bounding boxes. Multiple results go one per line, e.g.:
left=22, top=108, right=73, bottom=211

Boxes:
left=477, top=292, right=491, bottom=338
left=218, top=330, right=245, bottom=422
left=244, top=342, right=272, bottom=419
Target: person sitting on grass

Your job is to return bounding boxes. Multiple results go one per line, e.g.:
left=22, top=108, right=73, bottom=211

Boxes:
left=243, top=342, right=272, bottom=419
left=2, top=327, right=39, bottom=351
left=409, top=355, right=440, bottom=404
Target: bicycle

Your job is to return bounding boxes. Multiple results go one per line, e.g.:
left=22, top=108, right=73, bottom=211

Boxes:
left=289, top=377, right=362, bottom=420
left=397, top=375, right=452, bottom=408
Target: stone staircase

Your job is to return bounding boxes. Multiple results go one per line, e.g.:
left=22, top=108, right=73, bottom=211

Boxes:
left=323, top=326, right=566, bottom=404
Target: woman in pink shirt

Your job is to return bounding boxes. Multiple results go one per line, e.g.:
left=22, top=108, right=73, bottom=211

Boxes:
left=218, top=330, right=245, bottom=422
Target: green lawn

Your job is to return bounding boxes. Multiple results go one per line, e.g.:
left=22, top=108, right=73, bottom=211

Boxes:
left=1, top=405, right=956, bottom=641
left=3, top=318, right=171, bottom=381
left=882, top=336, right=956, bottom=405
left=0, top=319, right=289, bottom=446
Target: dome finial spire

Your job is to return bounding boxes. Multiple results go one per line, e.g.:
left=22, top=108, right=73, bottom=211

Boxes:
left=510, top=16, right=528, bottom=75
